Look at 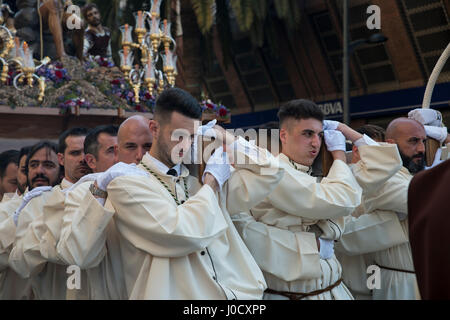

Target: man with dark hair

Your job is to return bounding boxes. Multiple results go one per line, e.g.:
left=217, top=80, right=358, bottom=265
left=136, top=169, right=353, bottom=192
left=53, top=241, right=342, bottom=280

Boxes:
left=16, top=146, right=32, bottom=196
left=82, top=3, right=112, bottom=61
left=0, top=150, right=19, bottom=202
left=25, top=141, right=61, bottom=191
left=93, top=87, right=284, bottom=299
left=0, top=141, right=60, bottom=300
left=84, top=124, right=118, bottom=173
left=56, top=117, right=150, bottom=300
left=58, top=127, right=92, bottom=183
left=233, top=99, right=402, bottom=300
left=357, top=124, right=385, bottom=142
left=9, top=129, right=92, bottom=300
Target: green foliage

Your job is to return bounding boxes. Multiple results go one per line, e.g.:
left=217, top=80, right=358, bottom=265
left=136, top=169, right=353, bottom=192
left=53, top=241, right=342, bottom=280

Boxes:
left=190, top=0, right=215, bottom=34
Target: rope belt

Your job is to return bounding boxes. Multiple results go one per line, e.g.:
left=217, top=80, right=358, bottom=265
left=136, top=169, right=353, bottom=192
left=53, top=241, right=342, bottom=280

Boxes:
left=265, top=278, right=343, bottom=300
left=375, top=264, right=415, bottom=274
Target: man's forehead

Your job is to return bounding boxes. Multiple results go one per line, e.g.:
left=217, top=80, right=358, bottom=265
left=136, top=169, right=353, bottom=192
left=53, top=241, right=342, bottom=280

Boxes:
left=66, top=135, right=86, bottom=148
left=289, top=118, right=323, bottom=131
left=30, top=148, right=57, bottom=161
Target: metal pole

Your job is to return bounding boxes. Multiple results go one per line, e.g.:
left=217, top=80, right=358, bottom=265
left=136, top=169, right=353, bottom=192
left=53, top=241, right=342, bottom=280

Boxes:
left=343, top=0, right=350, bottom=125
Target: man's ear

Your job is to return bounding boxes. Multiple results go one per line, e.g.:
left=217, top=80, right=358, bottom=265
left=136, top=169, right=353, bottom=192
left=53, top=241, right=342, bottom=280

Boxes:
left=279, top=128, right=288, bottom=146
left=57, top=153, right=64, bottom=167
left=149, top=120, right=160, bottom=139
left=85, top=154, right=96, bottom=171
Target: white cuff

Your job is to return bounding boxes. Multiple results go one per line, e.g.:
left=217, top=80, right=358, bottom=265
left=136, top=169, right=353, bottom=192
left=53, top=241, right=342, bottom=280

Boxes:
left=231, top=136, right=260, bottom=160
left=354, top=134, right=379, bottom=147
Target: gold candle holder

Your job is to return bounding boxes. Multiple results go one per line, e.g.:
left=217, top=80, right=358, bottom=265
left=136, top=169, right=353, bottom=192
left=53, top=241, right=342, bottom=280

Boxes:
left=0, top=63, right=9, bottom=84
left=37, top=77, right=46, bottom=103
left=132, top=83, right=141, bottom=103
left=144, top=77, right=155, bottom=96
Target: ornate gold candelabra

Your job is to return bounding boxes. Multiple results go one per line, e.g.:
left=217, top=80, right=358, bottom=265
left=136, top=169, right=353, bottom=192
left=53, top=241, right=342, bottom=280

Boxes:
left=118, top=0, right=178, bottom=103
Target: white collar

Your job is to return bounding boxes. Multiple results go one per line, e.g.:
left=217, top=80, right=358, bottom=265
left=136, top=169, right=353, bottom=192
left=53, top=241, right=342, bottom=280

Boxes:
left=61, top=178, right=74, bottom=190
left=147, top=154, right=181, bottom=176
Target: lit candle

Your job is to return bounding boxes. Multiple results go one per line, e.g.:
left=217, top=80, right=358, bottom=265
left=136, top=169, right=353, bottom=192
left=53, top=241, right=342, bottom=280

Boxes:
left=125, top=24, right=129, bottom=42
left=137, top=11, right=143, bottom=29
left=15, top=37, right=20, bottom=57
left=123, top=47, right=128, bottom=66
left=163, top=19, right=168, bottom=36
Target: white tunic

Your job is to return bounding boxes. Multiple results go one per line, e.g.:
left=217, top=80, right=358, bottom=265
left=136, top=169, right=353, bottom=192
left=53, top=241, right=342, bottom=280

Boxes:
left=233, top=144, right=402, bottom=300
left=106, top=139, right=284, bottom=299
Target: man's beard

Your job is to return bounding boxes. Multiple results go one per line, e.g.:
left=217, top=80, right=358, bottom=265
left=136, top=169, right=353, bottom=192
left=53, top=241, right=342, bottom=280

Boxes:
left=17, top=182, right=27, bottom=194
left=399, top=150, right=425, bottom=174
left=89, top=19, right=101, bottom=27
left=28, top=173, right=56, bottom=190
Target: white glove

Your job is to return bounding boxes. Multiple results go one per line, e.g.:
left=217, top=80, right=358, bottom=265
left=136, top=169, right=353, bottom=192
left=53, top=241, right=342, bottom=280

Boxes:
left=319, top=238, right=335, bottom=260
left=424, top=125, right=448, bottom=143
left=197, top=119, right=217, bottom=138
left=96, top=162, right=149, bottom=191
left=323, top=120, right=340, bottom=131
left=408, top=108, right=442, bottom=127
left=192, top=119, right=217, bottom=163
left=13, top=186, right=53, bottom=226
left=324, top=130, right=346, bottom=152
left=202, top=146, right=231, bottom=191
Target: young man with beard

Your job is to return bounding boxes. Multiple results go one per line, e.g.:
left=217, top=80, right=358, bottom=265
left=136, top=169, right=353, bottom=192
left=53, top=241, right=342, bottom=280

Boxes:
left=9, top=128, right=91, bottom=299
left=0, top=141, right=60, bottom=299
left=82, top=3, right=112, bottom=62
left=94, top=88, right=284, bottom=299
left=232, top=99, right=402, bottom=300
left=56, top=119, right=150, bottom=299
left=0, top=150, right=19, bottom=202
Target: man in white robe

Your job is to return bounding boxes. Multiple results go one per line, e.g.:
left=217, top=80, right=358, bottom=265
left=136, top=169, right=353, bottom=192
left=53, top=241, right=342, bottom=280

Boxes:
left=337, top=117, right=428, bottom=299
left=94, top=88, right=283, bottom=299
left=232, top=99, right=402, bottom=300
left=56, top=120, right=151, bottom=300
left=9, top=128, right=91, bottom=300
left=0, top=141, right=61, bottom=299
left=335, top=124, right=408, bottom=300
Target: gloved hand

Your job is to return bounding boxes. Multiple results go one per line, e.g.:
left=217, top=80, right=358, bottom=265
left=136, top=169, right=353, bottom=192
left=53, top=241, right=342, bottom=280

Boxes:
left=424, top=125, right=448, bottom=143
left=13, top=186, right=53, bottom=226
left=96, top=162, right=149, bottom=191
left=192, top=119, right=217, bottom=163
left=197, top=119, right=217, bottom=138
left=408, top=108, right=443, bottom=127
left=319, top=238, right=335, bottom=260
left=324, top=130, right=346, bottom=152
left=323, top=120, right=340, bottom=131
left=202, top=146, right=231, bottom=191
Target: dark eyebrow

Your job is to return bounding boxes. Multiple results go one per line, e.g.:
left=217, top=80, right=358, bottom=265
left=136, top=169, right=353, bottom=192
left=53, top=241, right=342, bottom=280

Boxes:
left=125, top=142, right=137, bottom=147
left=302, top=129, right=316, bottom=134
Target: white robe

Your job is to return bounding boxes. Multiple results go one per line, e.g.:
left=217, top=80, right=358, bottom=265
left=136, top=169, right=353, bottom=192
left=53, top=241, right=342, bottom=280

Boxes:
left=106, top=139, right=284, bottom=299
left=233, top=143, right=402, bottom=300
left=56, top=181, right=127, bottom=299
left=0, top=194, right=32, bottom=299
left=8, top=179, right=73, bottom=300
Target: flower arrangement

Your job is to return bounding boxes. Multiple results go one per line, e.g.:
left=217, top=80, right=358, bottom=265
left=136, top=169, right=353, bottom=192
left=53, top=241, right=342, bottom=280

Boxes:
left=36, top=61, right=71, bottom=88
left=84, top=56, right=115, bottom=69
left=200, top=98, right=231, bottom=120
left=109, top=78, right=156, bottom=113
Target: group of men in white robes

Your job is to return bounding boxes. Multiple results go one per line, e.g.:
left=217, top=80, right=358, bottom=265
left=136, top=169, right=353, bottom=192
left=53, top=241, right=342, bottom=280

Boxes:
left=0, top=87, right=448, bottom=300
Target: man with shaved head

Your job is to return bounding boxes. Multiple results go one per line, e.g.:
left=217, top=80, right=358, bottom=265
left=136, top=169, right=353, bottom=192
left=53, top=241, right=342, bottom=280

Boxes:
left=115, top=115, right=153, bottom=164
left=339, top=117, right=425, bottom=300
left=55, top=117, right=152, bottom=299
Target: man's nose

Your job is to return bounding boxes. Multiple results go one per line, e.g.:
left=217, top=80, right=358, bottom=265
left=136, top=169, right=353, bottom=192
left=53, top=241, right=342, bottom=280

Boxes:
left=136, top=146, right=145, bottom=163
left=311, top=134, right=321, bottom=148
left=417, top=140, right=426, bottom=153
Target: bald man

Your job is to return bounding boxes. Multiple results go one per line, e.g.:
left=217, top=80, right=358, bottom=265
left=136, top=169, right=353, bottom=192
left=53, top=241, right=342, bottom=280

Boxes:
left=340, top=118, right=425, bottom=299
left=56, top=116, right=153, bottom=299
left=115, top=115, right=153, bottom=164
